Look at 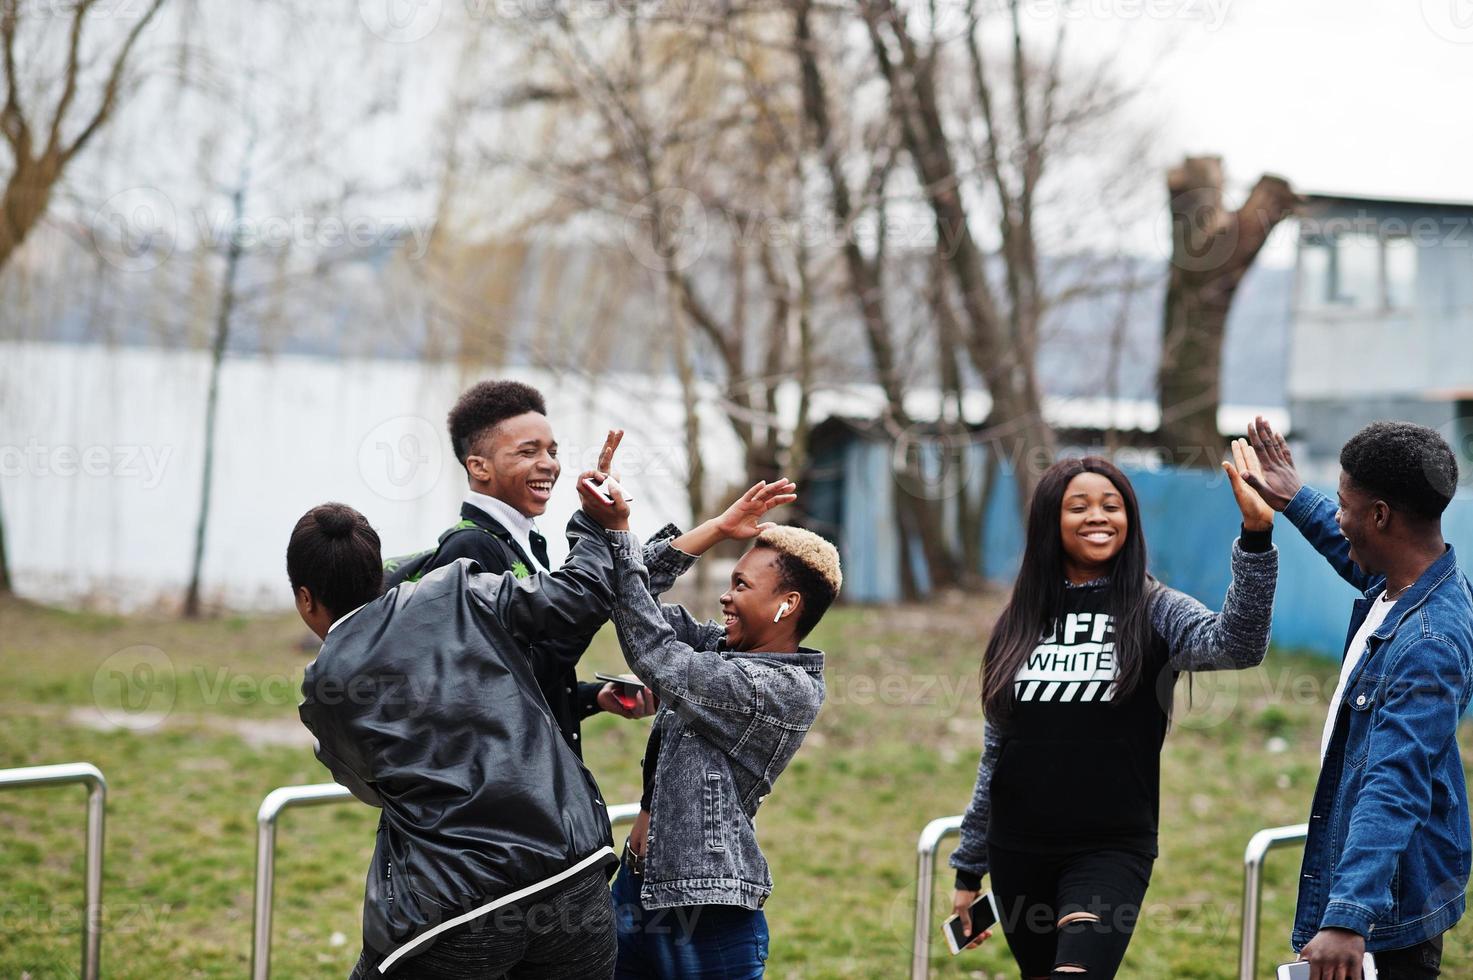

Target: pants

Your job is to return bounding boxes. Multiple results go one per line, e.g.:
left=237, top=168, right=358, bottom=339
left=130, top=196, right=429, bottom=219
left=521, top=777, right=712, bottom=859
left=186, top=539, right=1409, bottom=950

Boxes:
left=611, top=851, right=769, bottom=979
left=1375, top=933, right=1443, bottom=980
left=349, top=865, right=616, bottom=979
left=988, top=844, right=1154, bottom=979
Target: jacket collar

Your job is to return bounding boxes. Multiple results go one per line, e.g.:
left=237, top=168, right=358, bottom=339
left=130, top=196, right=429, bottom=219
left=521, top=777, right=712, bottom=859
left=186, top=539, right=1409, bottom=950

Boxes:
left=464, top=490, right=539, bottom=538
left=458, top=500, right=515, bottom=539
left=1366, top=544, right=1458, bottom=641
left=720, top=647, right=825, bottom=676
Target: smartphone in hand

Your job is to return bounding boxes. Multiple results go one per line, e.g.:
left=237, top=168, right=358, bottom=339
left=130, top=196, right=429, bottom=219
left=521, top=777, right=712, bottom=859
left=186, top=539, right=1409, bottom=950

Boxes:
left=582, top=475, right=634, bottom=505
left=1277, top=953, right=1378, bottom=980
left=943, top=892, right=999, bottom=954
left=594, top=672, right=645, bottom=711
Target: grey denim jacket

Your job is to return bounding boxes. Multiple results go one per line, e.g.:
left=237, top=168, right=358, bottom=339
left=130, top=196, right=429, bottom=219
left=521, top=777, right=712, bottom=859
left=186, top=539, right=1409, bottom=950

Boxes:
left=608, top=535, right=825, bottom=911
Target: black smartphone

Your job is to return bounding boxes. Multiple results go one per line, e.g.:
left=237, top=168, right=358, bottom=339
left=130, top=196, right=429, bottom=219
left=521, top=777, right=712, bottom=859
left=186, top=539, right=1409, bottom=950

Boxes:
left=942, top=892, right=999, bottom=954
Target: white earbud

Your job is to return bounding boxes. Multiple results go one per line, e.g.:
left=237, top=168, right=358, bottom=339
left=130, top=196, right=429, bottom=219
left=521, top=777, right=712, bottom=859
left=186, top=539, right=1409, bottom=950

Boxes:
left=773, top=601, right=790, bottom=623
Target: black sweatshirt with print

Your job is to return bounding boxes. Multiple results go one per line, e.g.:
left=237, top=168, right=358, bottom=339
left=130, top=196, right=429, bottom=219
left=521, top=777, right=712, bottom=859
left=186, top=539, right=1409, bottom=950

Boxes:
left=951, top=528, right=1278, bottom=890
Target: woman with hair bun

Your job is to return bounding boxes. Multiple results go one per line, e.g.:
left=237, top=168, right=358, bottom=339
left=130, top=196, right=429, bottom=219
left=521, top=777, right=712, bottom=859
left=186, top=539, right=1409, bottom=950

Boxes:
left=947, top=448, right=1280, bottom=978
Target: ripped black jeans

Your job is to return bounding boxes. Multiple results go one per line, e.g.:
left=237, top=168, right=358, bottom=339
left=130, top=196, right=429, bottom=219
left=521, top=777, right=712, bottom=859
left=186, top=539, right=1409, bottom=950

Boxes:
left=988, top=844, right=1154, bottom=979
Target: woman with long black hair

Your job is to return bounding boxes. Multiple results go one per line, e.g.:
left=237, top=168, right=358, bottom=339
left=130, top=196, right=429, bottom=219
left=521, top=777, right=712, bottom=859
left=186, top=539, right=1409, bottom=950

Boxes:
left=949, top=446, right=1279, bottom=978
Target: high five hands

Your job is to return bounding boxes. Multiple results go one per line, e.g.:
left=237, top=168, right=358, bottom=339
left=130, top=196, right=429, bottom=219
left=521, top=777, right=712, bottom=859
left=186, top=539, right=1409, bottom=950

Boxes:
left=1223, top=437, right=1275, bottom=532
left=1243, top=416, right=1305, bottom=512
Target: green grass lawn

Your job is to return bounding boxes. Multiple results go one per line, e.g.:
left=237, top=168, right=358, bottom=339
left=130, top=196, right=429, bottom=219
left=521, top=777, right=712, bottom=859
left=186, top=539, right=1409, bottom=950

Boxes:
left=2, top=593, right=1472, bottom=978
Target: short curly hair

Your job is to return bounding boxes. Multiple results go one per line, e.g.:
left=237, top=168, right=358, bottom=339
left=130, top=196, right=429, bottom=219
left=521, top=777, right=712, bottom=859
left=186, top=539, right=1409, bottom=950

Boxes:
left=1340, top=421, right=1458, bottom=520
left=447, top=380, right=547, bottom=466
left=752, top=526, right=842, bottom=639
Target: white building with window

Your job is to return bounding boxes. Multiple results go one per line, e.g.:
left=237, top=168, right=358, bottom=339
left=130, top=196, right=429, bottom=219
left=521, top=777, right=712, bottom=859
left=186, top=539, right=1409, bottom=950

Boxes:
left=1290, top=192, right=1473, bottom=473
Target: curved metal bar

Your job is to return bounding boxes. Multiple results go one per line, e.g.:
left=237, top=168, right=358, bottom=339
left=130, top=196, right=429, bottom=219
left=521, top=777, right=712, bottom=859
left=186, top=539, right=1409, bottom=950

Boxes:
left=0, top=762, right=108, bottom=980
left=1240, top=822, right=1309, bottom=980
left=250, top=785, right=641, bottom=980
left=911, top=814, right=964, bottom=980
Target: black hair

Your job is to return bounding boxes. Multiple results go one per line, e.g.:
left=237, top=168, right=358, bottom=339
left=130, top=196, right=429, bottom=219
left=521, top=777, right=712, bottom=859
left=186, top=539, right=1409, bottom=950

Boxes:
left=286, top=503, right=383, bottom=617
left=447, top=380, right=547, bottom=466
left=755, top=546, right=837, bottom=639
left=981, top=456, right=1157, bottom=721
left=1340, top=421, right=1458, bottom=521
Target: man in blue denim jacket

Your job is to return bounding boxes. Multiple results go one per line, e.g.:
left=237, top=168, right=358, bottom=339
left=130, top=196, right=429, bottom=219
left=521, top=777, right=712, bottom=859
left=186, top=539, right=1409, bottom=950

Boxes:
left=1248, top=419, right=1472, bottom=979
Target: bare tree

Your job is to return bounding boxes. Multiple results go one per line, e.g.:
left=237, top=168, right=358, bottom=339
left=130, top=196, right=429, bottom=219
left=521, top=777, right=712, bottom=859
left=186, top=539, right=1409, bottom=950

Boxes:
left=182, top=128, right=251, bottom=618
left=856, top=0, right=1080, bottom=504
left=792, top=0, right=963, bottom=594
left=0, top=0, right=170, bottom=595
left=485, top=8, right=819, bottom=537
left=1157, top=156, right=1297, bottom=464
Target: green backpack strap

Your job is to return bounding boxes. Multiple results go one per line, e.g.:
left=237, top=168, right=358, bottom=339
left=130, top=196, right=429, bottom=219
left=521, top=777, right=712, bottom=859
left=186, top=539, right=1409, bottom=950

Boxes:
left=384, top=521, right=500, bottom=586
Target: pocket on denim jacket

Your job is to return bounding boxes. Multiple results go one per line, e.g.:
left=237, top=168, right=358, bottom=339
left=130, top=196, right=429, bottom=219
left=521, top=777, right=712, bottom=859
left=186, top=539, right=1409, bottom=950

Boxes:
left=703, top=771, right=727, bottom=852
left=1343, top=675, right=1380, bottom=769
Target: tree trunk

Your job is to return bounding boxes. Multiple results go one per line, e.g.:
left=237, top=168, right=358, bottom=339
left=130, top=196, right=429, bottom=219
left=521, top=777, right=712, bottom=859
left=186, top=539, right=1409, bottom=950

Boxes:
left=862, top=0, right=1055, bottom=506
left=183, top=177, right=247, bottom=618
left=792, top=0, right=959, bottom=596
left=1158, top=156, right=1297, bottom=466
left=666, top=280, right=709, bottom=595
left=0, top=479, right=11, bottom=595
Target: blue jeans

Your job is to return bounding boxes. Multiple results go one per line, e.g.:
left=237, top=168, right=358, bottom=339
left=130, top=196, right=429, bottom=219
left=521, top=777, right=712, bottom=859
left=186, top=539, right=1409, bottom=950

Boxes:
left=611, top=853, right=769, bottom=979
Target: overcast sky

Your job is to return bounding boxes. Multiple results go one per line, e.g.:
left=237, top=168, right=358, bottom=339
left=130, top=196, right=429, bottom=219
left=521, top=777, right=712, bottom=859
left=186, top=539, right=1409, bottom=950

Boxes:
left=1087, top=0, right=1473, bottom=262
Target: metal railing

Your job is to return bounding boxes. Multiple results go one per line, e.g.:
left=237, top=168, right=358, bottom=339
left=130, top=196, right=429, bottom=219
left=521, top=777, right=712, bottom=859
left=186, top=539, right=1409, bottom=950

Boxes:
left=250, top=784, right=640, bottom=980
left=911, top=813, right=964, bottom=980
left=0, top=762, right=107, bottom=980
left=1239, top=823, right=1309, bottom=980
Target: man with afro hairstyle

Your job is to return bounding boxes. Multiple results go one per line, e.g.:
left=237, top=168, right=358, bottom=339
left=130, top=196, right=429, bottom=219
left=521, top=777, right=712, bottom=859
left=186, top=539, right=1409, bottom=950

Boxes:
left=426, top=379, right=800, bottom=759
left=1248, top=418, right=1472, bottom=979
left=419, top=379, right=658, bottom=757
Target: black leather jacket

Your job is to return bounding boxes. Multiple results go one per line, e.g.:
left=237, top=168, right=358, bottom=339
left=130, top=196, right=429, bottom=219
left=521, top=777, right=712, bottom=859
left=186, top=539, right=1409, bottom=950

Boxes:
left=299, top=512, right=689, bottom=971
left=426, top=503, right=682, bottom=757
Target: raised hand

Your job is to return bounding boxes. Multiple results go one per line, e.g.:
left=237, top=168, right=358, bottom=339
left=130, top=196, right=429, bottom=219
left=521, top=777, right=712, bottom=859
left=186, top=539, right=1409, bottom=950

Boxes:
left=578, top=429, right=630, bottom=531
left=1223, top=437, right=1274, bottom=532
left=713, top=479, right=798, bottom=541
left=596, top=429, right=624, bottom=476
left=1244, top=416, right=1303, bottom=512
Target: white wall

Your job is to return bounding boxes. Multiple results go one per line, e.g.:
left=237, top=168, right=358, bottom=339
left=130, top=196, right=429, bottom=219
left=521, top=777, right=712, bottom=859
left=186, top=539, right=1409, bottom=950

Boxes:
left=0, top=341, right=741, bottom=611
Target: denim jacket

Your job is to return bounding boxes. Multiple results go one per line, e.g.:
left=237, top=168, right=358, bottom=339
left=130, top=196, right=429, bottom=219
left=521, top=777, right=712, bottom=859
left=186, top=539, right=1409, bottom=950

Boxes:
left=1285, top=486, right=1473, bottom=952
left=607, top=535, right=825, bottom=911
